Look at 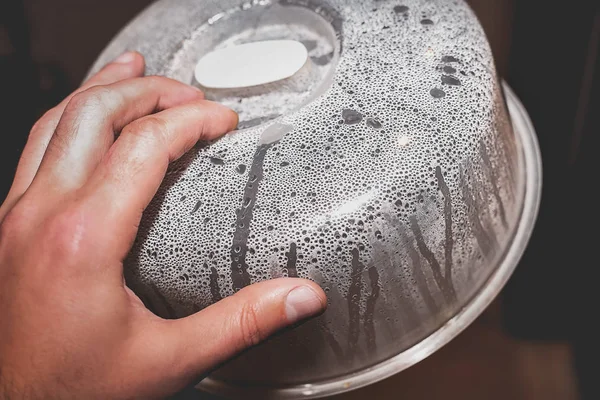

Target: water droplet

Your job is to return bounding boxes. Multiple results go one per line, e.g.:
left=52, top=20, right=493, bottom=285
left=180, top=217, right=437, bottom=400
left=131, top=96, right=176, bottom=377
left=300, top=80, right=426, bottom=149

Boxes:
left=207, top=12, right=225, bottom=25
left=394, top=5, right=409, bottom=14
left=421, top=19, right=434, bottom=25
left=442, top=55, right=460, bottom=63
left=366, top=118, right=382, bottom=129
left=430, top=88, right=446, bottom=98
left=191, top=201, right=202, bottom=214
left=342, top=109, right=363, bottom=125
left=442, top=75, right=462, bottom=86
left=443, top=66, right=456, bottom=74
left=210, top=157, right=224, bottom=165
left=236, top=164, right=247, bottom=174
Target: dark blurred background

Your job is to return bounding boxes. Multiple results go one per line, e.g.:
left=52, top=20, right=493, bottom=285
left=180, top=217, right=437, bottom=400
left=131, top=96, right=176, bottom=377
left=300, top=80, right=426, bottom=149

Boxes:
left=1, top=1, right=598, bottom=399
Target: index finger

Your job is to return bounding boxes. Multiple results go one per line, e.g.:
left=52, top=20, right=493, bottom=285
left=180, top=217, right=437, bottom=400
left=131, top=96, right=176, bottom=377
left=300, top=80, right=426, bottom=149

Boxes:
left=20, top=51, right=147, bottom=183
left=85, top=100, right=238, bottom=257
left=0, top=52, right=146, bottom=222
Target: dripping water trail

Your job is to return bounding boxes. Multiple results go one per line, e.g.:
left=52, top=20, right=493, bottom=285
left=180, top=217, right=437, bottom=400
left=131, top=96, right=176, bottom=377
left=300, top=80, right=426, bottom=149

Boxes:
left=363, top=264, right=380, bottom=353
left=382, top=214, right=433, bottom=323
left=320, top=324, right=346, bottom=364
left=460, top=169, right=494, bottom=257
left=410, top=216, right=457, bottom=304
left=436, top=167, right=457, bottom=294
left=479, top=142, right=508, bottom=229
left=402, top=230, right=439, bottom=315
left=286, top=242, right=298, bottom=278
left=209, top=265, right=222, bottom=302
left=347, top=248, right=363, bottom=354
left=230, top=142, right=274, bottom=291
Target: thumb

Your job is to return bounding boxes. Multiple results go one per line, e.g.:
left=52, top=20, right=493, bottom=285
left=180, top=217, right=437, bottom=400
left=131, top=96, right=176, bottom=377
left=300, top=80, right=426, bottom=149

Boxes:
left=153, top=278, right=326, bottom=383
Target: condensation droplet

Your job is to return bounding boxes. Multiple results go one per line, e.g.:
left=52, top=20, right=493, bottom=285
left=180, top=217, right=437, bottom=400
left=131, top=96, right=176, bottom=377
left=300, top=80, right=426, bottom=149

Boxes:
left=342, top=109, right=364, bottom=125
left=442, top=75, right=462, bottom=86
left=442, top=55, right=460, bottom=63
left=430, top=88, right=446, bottom=98
left=366, top=118, right=382, bottom=129
left=443, top=66, right=456, bottom=74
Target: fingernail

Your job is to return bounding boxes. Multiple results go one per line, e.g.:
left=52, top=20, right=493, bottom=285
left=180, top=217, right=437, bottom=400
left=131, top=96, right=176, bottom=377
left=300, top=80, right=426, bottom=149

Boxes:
left=114, top=51, right=136, bottom=64
left=285, top=286, right=325, bottom=324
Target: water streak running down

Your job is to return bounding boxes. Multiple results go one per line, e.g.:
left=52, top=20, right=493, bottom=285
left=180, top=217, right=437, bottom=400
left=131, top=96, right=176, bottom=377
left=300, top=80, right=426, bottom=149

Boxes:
left=286, top=242, right=299, bottom=278
left=436, top=166, right=455, bottom=294
left=347, top=248, right=363, bottom=354
left=230, top=143, right=274, bottom=291
left=364, top=265, right=381, bottom=353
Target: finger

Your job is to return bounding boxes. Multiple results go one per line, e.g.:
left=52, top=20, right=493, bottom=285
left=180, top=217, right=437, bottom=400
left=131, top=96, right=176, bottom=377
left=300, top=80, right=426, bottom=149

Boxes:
left=31, top=76, right=204, bottom=193
left=85, top=100, right=238, bottom=255
left=14, top=51, right=145, bottom=191
left=146, top=279, right=326, bottom=385
left=0, top=52, right=145, bottom=220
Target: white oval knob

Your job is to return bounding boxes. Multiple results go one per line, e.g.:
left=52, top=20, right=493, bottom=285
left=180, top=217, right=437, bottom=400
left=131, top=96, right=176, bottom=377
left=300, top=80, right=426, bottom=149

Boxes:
left=194, top=40, right=309, bottom=89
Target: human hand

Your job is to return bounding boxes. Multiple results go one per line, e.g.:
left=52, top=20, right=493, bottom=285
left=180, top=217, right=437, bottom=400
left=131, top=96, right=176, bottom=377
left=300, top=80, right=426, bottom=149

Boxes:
left=0, top=52, right=327, bottom=400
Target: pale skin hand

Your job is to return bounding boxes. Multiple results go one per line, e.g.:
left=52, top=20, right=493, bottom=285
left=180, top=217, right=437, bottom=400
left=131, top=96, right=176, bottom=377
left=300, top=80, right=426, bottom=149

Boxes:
left=0, top=52, right=327, bottom=400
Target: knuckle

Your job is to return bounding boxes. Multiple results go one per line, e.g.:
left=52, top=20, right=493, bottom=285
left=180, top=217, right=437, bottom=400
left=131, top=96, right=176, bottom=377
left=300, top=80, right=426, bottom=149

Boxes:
left=144, top=75, right=170, bottom=88
left=65, top=86, right=116, bottom=116
left=237, top=302, right=264, bottom=348
left=124, top=116, right=169, bottom=146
